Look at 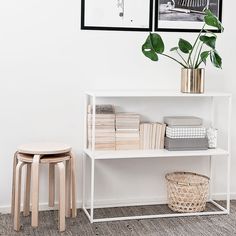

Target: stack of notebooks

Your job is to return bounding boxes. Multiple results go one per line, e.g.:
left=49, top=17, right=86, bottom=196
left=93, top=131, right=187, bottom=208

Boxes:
left=115, top=113, right=140, bottom=150
left=87, top=105, right=115, bottom=150
left=140, top=123, right=166, bottom=149
left=164, top=116, right=208, bottom=151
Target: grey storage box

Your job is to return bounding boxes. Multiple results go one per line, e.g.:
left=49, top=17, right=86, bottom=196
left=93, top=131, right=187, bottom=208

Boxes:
left=166, top=127, right=206, bottom=139
left=165, top=137, right=208, bottom=151
left=164, top=116, right=202, bottom=127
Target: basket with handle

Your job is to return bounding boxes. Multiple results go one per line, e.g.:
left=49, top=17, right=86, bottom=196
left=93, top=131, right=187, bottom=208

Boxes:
left=165, top=172, right=209, bottom=213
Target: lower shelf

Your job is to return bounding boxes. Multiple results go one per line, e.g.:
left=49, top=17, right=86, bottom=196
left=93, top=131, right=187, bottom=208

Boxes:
left=82, top=200, right=229, bottom=223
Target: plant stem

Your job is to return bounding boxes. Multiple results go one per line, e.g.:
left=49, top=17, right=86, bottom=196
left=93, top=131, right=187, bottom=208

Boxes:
left=176, top=50, right=189, bottom=67
left=187, top=23, right=206, bottom=65
left=193, top=39, right=202, bottom=67
left=194, top=42, right=204, bottom=68
left=189, top=57, right=194, bottom=68
left=195, top=60, right=203, bottom=68
left=161, top=53, right=188, bottom=68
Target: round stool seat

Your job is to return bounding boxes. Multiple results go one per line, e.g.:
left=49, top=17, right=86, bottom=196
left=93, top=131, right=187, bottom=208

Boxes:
left=18, top=143, right=71, bottom=155
left=17, top=153, right=70, bottom=164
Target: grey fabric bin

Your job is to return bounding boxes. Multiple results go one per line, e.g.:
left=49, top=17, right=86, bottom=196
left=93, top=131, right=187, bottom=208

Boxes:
left=165, top=137, right=208, bottom=151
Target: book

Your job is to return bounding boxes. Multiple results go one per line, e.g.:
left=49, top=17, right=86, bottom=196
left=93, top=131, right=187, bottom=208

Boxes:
left=139, top=122, right=166, bottom=150
left=116, top=130, right=140, bottom=150
left=87, top=104, right=115, bottom=114
left=116, top=113, right=140, bottom=131
left=87, top=105, right=115, bottom=150
left=115, top=113, right=140, bottom=150
left=160, top=123, right=166, bottom=149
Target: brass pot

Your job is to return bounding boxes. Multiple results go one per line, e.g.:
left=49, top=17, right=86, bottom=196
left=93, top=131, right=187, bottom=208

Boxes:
left=181, top=68, right=205, bottom=93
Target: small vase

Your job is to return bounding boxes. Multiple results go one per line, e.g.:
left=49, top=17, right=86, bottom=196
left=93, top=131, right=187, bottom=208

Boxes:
left=181, top=68, right=205, bottom=93
left=207, top=127, right=218, bottom=149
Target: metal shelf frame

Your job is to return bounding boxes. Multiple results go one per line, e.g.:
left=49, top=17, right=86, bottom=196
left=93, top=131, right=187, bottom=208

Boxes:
left=82, top=90, right=232, bottom=223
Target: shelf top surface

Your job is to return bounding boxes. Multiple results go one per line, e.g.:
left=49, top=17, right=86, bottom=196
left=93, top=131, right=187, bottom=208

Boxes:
left=85, top=90, right=231, bottom=98
left=84, top=148, right=229, bottom=160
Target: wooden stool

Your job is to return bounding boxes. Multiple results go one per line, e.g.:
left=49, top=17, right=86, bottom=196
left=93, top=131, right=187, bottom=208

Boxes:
left=11, top=143, right=77, bottom=232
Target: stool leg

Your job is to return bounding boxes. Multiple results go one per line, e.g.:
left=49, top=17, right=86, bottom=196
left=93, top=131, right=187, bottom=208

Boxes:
left=70, top=151, right=77, bottom=218
left=11, top=152, right=18, bottom=216
left=31, top=154, right=41, bottom=228
left=14, top=161, right=25, bottom=231
left=65, top=160, right=71, bottom=217
left=49, top=163, right=55, bottom=207
left=23, top=164, right=31, bottom=216
left=57, top=162, right=66, bottom=232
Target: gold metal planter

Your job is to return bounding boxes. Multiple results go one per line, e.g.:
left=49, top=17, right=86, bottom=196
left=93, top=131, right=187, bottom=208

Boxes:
left=181, top=68, right=205, bottom=93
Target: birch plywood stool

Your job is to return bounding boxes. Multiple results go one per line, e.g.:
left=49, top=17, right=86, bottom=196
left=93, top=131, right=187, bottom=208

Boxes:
left=11, top=143, right=77, bottom=232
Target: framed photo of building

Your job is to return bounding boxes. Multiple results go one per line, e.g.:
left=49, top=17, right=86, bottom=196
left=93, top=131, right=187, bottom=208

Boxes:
left=81, top=0, right=153, bottom=31
left=155, top=0, right=223, bottom=32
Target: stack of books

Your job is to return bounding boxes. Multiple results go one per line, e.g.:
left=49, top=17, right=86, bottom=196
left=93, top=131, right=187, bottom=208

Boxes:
left=87, top=105, right=115, bottom=150
left=115, top=113, right=140, bottom=150
left=164, top=116, right=208, bottom=151
left=140, top=123, right=166, bottom=149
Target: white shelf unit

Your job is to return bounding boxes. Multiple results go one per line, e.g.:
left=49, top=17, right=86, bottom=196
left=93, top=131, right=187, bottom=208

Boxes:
left=82, top=90, right=232, bottom=223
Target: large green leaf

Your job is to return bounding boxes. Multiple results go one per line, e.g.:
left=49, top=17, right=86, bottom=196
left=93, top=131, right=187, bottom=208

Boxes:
left=200, top=36, right=216, bottom=49
left=178, top=38, right=192, bottom=54
left=210, top=50, right=222, bottom=68
left=142, top=35, right=158, bottom=61
left=142, top=46, right=158, bottom=61
left=204, top=10, right=224, bottom=32
left=150, top=33, right=165, bottom=54
left=200, top=51, right=210, bottom=65
left=142, top=34, right=153, bottom=50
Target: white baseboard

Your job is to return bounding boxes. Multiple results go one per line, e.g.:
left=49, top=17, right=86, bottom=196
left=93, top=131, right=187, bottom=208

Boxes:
left=1, top=193, right=235, bottom=214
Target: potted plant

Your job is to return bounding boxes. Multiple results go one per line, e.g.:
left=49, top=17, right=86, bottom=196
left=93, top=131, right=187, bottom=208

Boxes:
left=142, top=10, right=224, bottom=93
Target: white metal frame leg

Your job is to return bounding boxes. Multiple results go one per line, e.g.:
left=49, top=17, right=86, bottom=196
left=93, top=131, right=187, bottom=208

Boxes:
left=226, top=95, right=232, bottom=213
left=90, top=157, right=95, bottom=223
left=82, top=153, right=86, bottom=210
left=209, top=157, right=229, bottom=213
left=209, top=155, right=212, bottom=201
left=226, top=154, right=231, bottom=213
left=82, top=154, right=93, bottom=222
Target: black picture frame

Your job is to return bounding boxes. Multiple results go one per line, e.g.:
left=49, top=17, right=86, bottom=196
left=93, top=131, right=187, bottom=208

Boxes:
left=81, top=0, right=153, bottom=32
left=154, top=0, right=223, bottom=32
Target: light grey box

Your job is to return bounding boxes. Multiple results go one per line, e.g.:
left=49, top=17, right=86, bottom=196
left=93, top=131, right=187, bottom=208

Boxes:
left=164, top=116, right=202, bottom=127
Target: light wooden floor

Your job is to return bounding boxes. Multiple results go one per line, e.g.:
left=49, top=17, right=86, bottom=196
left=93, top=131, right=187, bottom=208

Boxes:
left=1, top=201, right=236, bottom=235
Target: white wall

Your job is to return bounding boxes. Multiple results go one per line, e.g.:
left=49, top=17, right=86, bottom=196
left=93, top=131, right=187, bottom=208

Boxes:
left=0, top=0, right=235, bottom=212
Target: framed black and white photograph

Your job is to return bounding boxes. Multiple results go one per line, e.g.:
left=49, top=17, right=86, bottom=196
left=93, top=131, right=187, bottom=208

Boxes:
left=155, top=0, right=222, bottom=32
left=81, top=0, right=153, bottom=31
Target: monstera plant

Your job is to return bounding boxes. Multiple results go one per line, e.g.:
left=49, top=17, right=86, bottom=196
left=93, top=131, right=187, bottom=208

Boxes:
left=142, top=10, right=224, bottom=93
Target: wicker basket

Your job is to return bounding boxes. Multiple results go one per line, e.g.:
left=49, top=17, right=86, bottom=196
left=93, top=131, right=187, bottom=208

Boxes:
left=165, top=172, right=209, bottom=213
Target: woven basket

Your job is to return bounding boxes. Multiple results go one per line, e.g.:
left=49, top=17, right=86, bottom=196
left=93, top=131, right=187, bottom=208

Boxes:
left=165, top=172, right=209, bottom=213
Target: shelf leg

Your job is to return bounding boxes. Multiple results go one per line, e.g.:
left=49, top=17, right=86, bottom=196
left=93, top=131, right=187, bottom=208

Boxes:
left=210, top=96, right=215, bottom=127
left=84, top=94, right=89, bottom=150
left=226, top=154, right=231, bottom=213
left=209, top=155, right=213, bottom=201
left=226, top=96, right=232, bottom=213
left=82, top=154, right=86, bottom=209
left=90, top=158, right=95, bottom=223
left=92, top=96, right=96, bottom=151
